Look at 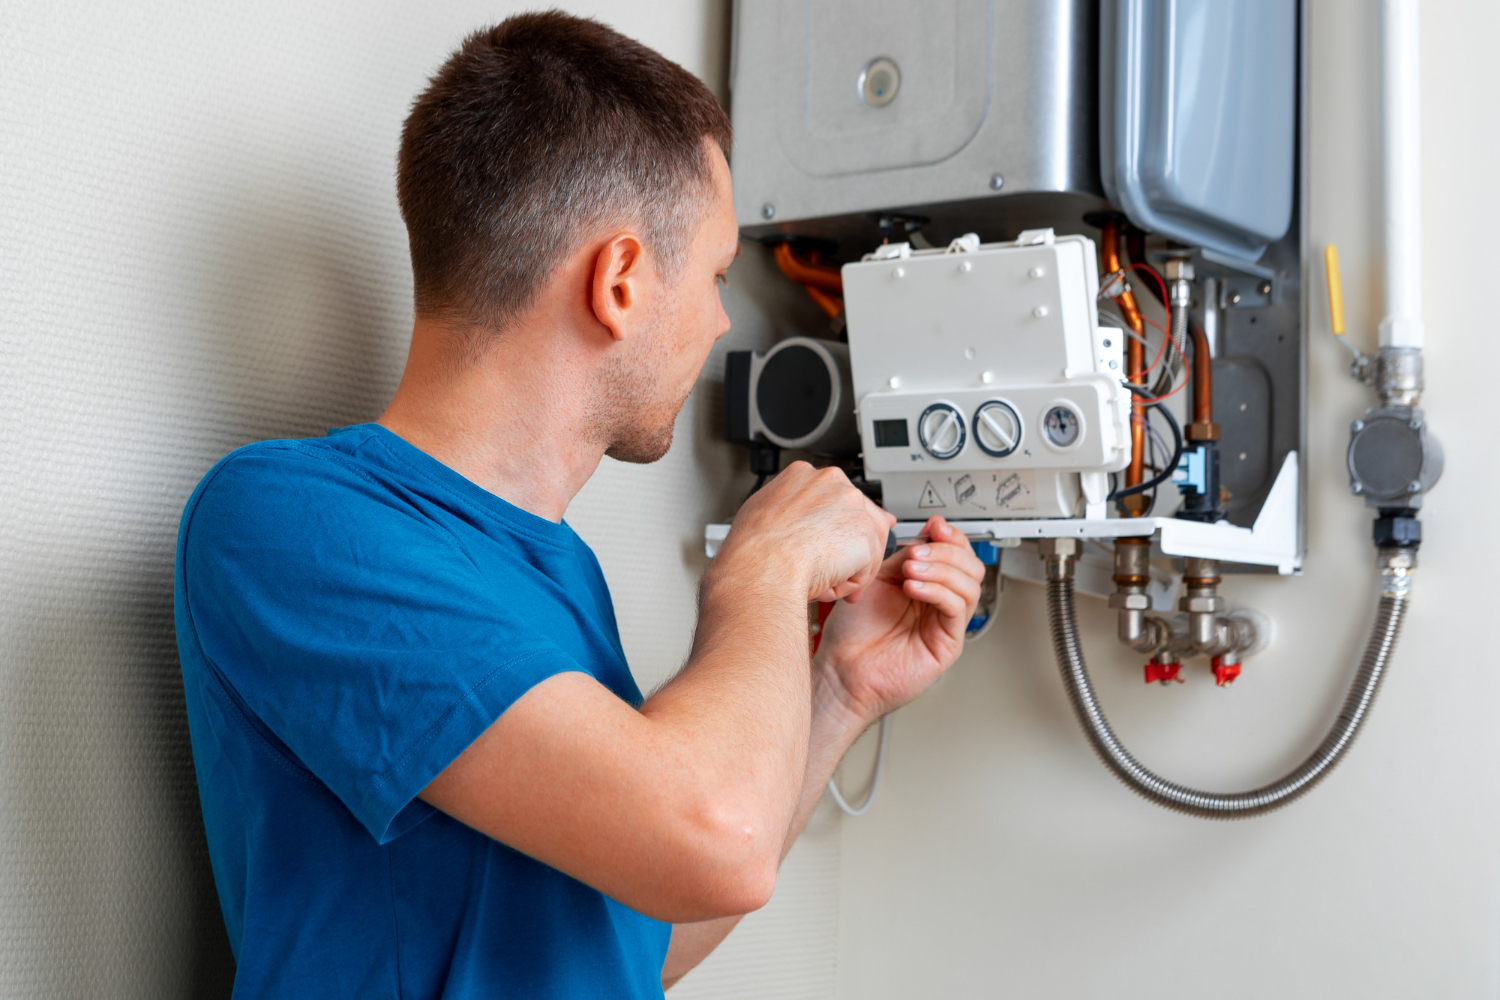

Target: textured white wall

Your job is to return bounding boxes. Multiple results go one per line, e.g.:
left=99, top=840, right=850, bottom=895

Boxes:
left=7, top=1, right=1495, bottom=997
left=0, top=2, right=839, bottom=997
left=832, top=1, right=1500, bottom=996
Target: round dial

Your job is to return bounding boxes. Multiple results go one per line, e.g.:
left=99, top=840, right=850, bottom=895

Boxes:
left=917, top=402, right=966, bottom=460
left=1042, top=405, right=1082, bottom=449
left=972, top=400, right=1022, bottom=458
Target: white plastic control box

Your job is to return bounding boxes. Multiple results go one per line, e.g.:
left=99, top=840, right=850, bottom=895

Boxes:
left=842, top=230, right=1131, bottom=520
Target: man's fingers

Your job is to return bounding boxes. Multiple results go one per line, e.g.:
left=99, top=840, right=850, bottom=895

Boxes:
left=902, top=558, right=981, bottom=611
left=905, top=539, right=985, bottom=587
left=923, top=516, right=973, bottom=551
left=902, top=576, right=969, bottom=628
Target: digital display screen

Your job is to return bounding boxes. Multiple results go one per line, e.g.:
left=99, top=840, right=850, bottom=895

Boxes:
left=873, top=419, right=910, bottom=448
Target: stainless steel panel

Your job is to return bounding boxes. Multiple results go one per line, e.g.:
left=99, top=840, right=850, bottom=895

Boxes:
left=730, top=0, right=1102, bottom=248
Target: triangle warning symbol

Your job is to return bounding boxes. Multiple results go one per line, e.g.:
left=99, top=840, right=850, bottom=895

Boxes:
left=917, top=481, right=946, bottom=509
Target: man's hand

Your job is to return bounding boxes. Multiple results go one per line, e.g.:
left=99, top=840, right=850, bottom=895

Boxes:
left=718, top=462, right=894, bottom=604
left=814, top=515, right=985, bottom=722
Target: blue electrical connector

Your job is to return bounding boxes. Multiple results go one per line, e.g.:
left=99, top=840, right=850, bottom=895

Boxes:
left=1173, top=444, right=1210, bottom=495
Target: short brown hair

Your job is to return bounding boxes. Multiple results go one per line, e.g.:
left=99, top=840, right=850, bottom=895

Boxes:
left=397, top=11, right=733, bottom=330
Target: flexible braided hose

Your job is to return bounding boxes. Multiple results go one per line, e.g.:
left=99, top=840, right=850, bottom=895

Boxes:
left=1046, top=561, right=1409, bottom=818
left=1151, top=279, right=1191, bottom=397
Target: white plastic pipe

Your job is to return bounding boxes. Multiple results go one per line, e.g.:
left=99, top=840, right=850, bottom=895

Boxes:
left=1379, top=0, right=1424, bottom=350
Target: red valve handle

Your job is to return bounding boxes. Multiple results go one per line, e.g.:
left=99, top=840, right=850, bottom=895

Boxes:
left=1211, top=656, right=1242, bottom=686
left=1144, top=660, right=1183, bottom=684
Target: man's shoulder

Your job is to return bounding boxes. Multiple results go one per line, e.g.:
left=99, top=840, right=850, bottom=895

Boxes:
left=180, top=429, right=424, bottom=551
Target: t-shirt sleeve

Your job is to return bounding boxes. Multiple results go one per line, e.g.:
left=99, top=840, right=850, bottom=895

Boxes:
left=178, top=446, right=586, bottom=844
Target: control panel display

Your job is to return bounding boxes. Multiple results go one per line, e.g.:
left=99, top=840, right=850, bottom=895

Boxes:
left=873, top=419, right=909, bottom=448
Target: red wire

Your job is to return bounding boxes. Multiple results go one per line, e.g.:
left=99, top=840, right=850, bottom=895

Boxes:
left=1103, top=260, right=1188, bottom=403
left=1132, top=350, right=1191, bottom=404
left=1139, top=314, right=1171, bottom=376
left=1119, top=263, right=1171, bottom=330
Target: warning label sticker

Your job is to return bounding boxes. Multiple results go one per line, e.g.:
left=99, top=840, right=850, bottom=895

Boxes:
left=917, top=480, right=946, bottom=509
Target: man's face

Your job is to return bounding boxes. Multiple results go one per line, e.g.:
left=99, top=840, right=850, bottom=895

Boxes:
left=604, top=140, right=739, bottom=464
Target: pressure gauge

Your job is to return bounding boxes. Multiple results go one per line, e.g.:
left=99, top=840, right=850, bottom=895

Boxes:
left=972, top=400, right=1022, bottom=458
left=1042, top=404, right=1082, bottom=450
left=917, top=402, right=966, bottom=459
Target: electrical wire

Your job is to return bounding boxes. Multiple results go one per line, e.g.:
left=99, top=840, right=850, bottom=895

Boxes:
left=1110, top=389, right=1183, bottom=502
left=1101, top=306, right=1187, bottom=391
left=827, top=714, right=890, bottom=817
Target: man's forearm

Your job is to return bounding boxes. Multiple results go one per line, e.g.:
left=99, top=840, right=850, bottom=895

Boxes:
left=639, top=550, right=818, bottom=886
left=662, top=655, right=872, bottom=989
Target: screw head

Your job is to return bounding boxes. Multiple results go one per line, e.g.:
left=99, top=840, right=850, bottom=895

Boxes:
left=1408, top=416, right=1423, bottom=430
left=760, top=203, right=776, bottom=220
left=1351, top=481, right=1364, bottom=494
left=1351, top=419, right=1365, bottom=433
left=1228, top=291, right=1243, bottom=306
left=1407, top=480, right=1423, bottom=493
left=1258, top=280, right=1273, bottom=295
left=893, top=266, right=906, bottom=279
left=989, top=174, right=1005, bottom=191
left=958, top=260, right=972, bottom=274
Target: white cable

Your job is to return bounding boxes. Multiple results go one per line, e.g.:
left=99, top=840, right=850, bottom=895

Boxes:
left=826, top=549, right=1002, bottom=817
left=827, top=715, right=890, bottom=817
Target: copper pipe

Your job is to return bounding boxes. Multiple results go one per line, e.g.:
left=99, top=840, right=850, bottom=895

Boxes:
left=803, top=284, right=843, bottom=320
left=773, top=242, right=844, bottom=295
left=1101, top=217, right=1147, bottom=498
left=1190, top=322, right=1213, bottom=429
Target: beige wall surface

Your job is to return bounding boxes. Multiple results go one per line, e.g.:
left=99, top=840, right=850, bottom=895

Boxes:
left=0, top=1, right=835, bottom=996
left=3, top=0, right=1495, bottom=998
left=832, top=1, right=1500, bottom=997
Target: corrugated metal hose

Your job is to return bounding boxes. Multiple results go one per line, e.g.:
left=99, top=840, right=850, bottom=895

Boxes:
left=1044, top=555, right=1411, bottom=818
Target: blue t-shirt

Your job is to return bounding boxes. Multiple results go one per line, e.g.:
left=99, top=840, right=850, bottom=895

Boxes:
left=174, top=423, right=671, bottom=998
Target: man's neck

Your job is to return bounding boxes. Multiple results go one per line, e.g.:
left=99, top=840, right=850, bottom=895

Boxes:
left=377, top=318, right=605, bottom=523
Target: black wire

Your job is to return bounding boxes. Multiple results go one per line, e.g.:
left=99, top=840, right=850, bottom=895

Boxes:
left=746, top=473, right=768, bottom=501
left=1110, top=384, right=1183, bottom=503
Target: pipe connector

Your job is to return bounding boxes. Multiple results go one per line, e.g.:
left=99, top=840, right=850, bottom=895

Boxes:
left=1110, top=537, right=1156, bottom=649
left=1375, top=347, right=1423, bottom=408
left=1179, top=557, right=1224, bottom=649
left=1038, top=537, right=1081, bottom=581
left=1377, top=546, right=1416, bottom=599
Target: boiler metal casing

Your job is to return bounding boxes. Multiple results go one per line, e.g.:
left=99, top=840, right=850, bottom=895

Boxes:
left=729, top=0, right=1104, bottom=248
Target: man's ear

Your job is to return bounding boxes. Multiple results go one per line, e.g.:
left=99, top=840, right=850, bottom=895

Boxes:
left=590, top=232, right=646, bottom=342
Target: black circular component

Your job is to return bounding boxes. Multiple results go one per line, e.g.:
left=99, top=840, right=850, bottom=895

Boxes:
left=756, top=344, right=831, bottom=442
left=1349, top=417, right=1424, bottom=498
left=972, top=400, right=1022, bottom=458
left=917, top=402, right=966, bottom=460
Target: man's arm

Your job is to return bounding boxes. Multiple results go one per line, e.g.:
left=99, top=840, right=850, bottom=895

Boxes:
left=661, top=517, right=984, bottom=988
left=420, top=464, right=893, bottom=923
left=660, top=660, right=870, bottom=989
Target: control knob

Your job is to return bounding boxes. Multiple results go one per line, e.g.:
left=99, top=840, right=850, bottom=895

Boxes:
left=916, top=402, right=966, bottom=460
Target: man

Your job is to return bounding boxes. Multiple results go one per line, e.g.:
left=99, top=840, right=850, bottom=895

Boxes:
left=175, top=11, right=984, bottom=998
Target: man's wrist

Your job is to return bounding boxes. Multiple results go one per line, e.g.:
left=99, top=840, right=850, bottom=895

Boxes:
left=707, top=532, right=810, bottom=605
left=810, top=651, right=880, bottom=735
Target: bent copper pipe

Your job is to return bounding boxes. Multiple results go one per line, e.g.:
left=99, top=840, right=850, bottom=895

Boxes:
left=1101, top=217, right=1147, bottom=494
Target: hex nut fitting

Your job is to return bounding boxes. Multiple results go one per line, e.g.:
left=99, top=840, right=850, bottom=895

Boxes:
left=1038, top=537, right=1081, bottom=559
left=1180, top=594, right=1226, bottom=615
left=1164, top=258, right=1195, bottom=282
left=1108, top=591, right=1151, bottom=612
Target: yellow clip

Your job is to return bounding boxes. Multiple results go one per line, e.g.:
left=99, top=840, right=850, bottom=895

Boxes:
left=1323, top=244, right=1346, bottom=336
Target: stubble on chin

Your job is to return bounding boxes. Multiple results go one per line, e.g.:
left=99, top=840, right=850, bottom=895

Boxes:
left=604, top=416, right=675, bottom=464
